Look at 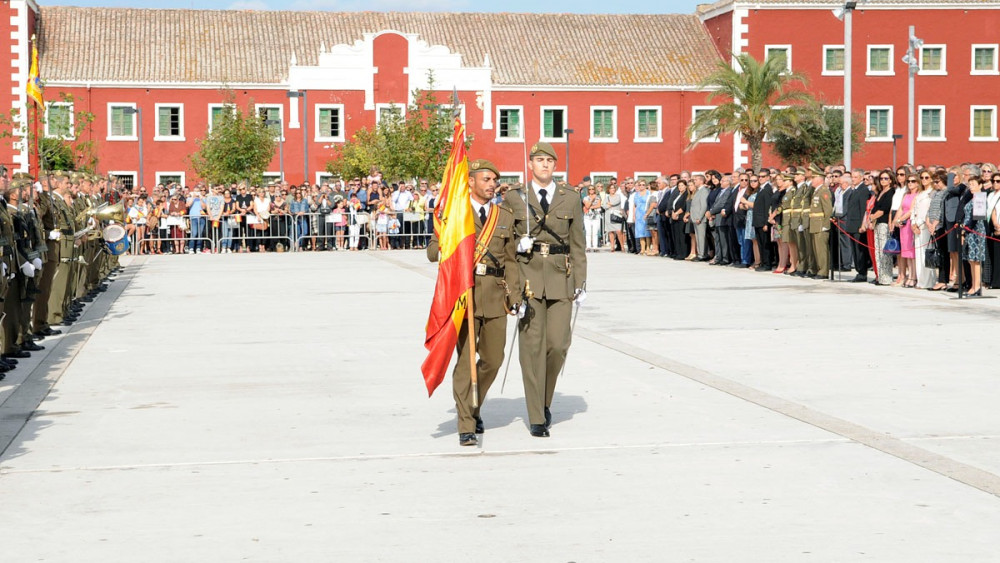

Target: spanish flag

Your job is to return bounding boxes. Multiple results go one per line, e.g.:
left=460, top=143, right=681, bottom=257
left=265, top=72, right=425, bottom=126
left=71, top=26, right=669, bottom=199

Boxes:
left=26, top=38, right=43, bottom=107
left=420, top=118, right=475, bottom=396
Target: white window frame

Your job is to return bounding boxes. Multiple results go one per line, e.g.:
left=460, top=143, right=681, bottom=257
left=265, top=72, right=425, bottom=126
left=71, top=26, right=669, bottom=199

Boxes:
left=634, top=171, right=661, bottom=184
left=44, top=101, right=75, bottom=140
left=495, top=105, right=525, bottom=143
left=539, top=105, right=569, bottom=143
left=970, top=105, right=998, bottom=142
left=315, top=172, right=336, bottom=186
left=207, top=103, right=235, bottom=133
left=764, top=44, right=792, bottom=73
left=822, top=45, right=845, bottom=76
left=634, top=106, right=662, bottom=143
left=497, top=172, right=524, bottom=185
left=971, top=44, right=999, bottom=75
left=917, top=105, right=946, bottom=142
left=865, top=105, right=894, bottom=142
left=106, top=102, right=137, bottom=142
left=314, top=103, right=346, bottom=143
left=690, top=106, right=720, bottom=143
left=375, top=103, right=405, bottom=126
left=589, top=172, right=617, bottom=186
left=589, top=106, right=618, bottom=143
left=107, top=170, right=137, bottom=190
left=153, top=103, right=185, bottom=142
left=551, top=172, right=567, bottom=183
left=918, top=44, right=947, bottom=76
left=262, top=172, right=282, bottom=184
left=255, top=103, right=285, bottom=141
left=867, top=45, right=895, bottom=76
left=155, top=171, right=186, bottom=187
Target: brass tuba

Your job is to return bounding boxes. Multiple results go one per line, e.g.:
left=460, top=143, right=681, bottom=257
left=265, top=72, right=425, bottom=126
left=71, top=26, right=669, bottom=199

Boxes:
left=76, top=202, right=125, bottom=224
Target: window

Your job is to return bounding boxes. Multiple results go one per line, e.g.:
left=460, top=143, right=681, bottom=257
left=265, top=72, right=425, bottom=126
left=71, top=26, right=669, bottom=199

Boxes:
left=866, top=106, right=893, bottom=141
left=44, top=102, right=73, bottom=139
left=823, top=45, right=845, bottom=75
left=107, top=103, right=137, bottom=140
left=635, top=106, right=662, bottom=142
left=765, top=45, right=792, bottom=73
left=315, top=104, right=345, bottom=142
left=919, top=45, right=946, bottom=75
left=156, top=172, right=185, bottom=187
left=154, top=104, right=184, bottom=141
left=972, top=44, right=999, bottom=75
left=498, top=173, right=523, bottom=185
left=496, top=106, right=523, bottom=141
left=375, top=103, right=404, bottom=126
left=551, top=172, right=566, bottom=183
left=867, top=45, right=894, bottom=75
left=918, top=106, right=945, bottom=141
left=262, top=172, right=282, bottom=184
left=315, top=173, right=335, bottom=186
left=690, top=106, right=719, bottom=143
left=590, top=106, right=617, bottom=142
left=108, top=171, right=136, bottom=190
left=208, top=103, right=234, bottom=133
left=541, top=106, right=567, bottom=142
left=590, top=173, right=616, bottom=187
left=257, top=104, right=283, bottom=137
left=970, top=106, right=997, bottom=141
left=635, top=172, right=660, bottom=185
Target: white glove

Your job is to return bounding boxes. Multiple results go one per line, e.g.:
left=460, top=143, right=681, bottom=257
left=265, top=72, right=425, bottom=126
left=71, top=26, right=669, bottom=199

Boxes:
left=1, top=262, right=6, bottom=277
left=20, top=262, right=34, bottom=278
left=797, top=225, right=805, bottom=232
left=516, top=302, right=527, bottom=319
left=32, top=257, right=42, bottom=271
left=573, top=288, right=587, bottom=306
left=49, top=229, right=62, bottom=241
left=517, top=236, right=534, bottom=254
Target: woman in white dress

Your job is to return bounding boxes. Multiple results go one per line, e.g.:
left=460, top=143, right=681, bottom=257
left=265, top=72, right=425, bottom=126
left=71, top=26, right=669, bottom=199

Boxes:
left=911, top=172, right=936, bottom=288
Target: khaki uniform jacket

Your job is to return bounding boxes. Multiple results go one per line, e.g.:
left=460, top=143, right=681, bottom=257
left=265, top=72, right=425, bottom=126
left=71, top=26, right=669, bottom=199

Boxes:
left=796, top=182, right=815, bottom=231
left=426, top=201, right=520, bottom=319
left=506, top=183, right=587, bottom=300
left=808, top=185, right=834, bottom=234
left=779, top=187, right=796, bottom=240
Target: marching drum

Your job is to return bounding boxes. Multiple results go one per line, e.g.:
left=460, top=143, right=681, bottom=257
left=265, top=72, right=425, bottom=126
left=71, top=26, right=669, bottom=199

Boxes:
left=103, top=223, right=131, bottom=255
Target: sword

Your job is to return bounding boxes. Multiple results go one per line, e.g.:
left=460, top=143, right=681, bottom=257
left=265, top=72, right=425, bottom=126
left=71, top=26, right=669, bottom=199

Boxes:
left=559, top=298, right=581, bottom=380
left=499, top=321, right=519, bottom=394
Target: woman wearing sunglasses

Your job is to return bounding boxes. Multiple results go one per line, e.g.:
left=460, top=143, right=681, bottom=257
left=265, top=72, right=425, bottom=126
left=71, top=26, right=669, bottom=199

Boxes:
left=869, top=171, right=896, bottom=285
left=912, top=170, right=937, bottom=288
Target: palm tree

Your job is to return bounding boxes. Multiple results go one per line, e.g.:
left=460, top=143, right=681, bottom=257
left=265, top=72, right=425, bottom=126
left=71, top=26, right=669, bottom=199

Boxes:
left=686, top=53, right=824, bottom=172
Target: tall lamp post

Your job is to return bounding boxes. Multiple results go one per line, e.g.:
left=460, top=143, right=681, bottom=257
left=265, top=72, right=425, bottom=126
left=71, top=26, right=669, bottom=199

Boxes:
left=563, top=128, right=574, bottom=184
left=833, top=1, right=857, bottom=170
left=265, top=118, right=284, bottom=182
left=891, top=133, right=903, bottom=171
left=287, top=91, right=306, bottom=184
left=122, top=107, right=143, bottom=188
left=902, top=27, right=923, bottom=166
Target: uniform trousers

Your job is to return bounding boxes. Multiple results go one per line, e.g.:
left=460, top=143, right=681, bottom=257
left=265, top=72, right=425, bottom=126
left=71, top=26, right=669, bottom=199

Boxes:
left=518, top=297, right=572, bottom=426
left=795, top=228, right=812, bottom=273
left=452, top=314, right=507, bottom=434
left=811, top=230, right=830, bottom=277
left=33, top=241, right=61, bottom=331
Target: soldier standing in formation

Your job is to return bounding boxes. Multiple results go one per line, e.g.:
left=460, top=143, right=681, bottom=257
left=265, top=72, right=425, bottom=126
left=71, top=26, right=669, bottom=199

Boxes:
left=807, top=165, right=834, bottom=278
left=506, top=142, right=587, bottom=438
left=792, top=167, right=815, bottom=277
left=426, top=159, right=520, bottom=447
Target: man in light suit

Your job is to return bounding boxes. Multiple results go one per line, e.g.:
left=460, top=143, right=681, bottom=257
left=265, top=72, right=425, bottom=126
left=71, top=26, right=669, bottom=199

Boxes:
left=689, top=174, right=710, bottom=261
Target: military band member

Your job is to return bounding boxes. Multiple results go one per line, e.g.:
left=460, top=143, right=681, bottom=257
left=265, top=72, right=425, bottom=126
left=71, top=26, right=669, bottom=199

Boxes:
left=506, top=142, right=587, bottom=438
left=807, top=164, right=834, bottom=278
left=426, top=159, right=520, bottom=447
left=793, top=167, right=814, bottom=277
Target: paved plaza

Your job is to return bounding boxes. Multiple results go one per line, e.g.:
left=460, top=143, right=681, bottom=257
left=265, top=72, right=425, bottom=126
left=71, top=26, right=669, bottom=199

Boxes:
left=1, top=250, right=999, bottom=561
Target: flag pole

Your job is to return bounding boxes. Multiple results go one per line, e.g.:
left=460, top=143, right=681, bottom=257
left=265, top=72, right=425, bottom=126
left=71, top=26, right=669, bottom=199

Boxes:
left=466, top=291, right=479, bottom=408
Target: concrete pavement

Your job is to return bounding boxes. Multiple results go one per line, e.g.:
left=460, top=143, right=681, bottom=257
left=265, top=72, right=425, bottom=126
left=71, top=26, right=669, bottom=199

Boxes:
left=1, top=250, right=998, bottom=561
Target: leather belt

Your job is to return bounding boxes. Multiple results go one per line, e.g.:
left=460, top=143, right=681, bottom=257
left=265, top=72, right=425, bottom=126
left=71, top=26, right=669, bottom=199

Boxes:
left=475, top=263, right=505, bottom=277
left=532, top=242, right=569, bottom=256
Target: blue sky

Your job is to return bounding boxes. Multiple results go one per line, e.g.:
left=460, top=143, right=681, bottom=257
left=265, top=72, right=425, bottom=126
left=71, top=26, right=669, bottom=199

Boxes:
left=52, top=0, right=706, bottom=14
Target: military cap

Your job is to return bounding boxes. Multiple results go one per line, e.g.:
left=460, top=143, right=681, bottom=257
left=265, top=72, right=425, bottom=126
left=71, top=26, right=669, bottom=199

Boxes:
left=779, top=172, right=795, bottom=181
left=10, top=178, right=31, bottom=190
left=529, top=141, right=558, bottom=160
left=808, top=163, right=825, bottom=177
left=70, top=171, right=86, bottom=183
left=469, top=159, right=500, bottom=178
left=52, top=169, right=69, bottom=178
left=12, top=172, right=33, bottom=181
left=794, top=166, right=807, bottom=176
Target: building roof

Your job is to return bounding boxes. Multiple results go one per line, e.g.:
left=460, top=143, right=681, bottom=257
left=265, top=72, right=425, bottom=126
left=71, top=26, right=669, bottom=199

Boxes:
left=37, top=7, right=723, bottom=87
left=697, top=0, right=1000, bottom=15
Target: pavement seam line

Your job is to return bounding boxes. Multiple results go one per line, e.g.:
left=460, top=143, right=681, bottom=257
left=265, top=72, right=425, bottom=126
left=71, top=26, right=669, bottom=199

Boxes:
left=0, top=257, right=146, bottom=458
left=576, top=326, right=1000, bottom=499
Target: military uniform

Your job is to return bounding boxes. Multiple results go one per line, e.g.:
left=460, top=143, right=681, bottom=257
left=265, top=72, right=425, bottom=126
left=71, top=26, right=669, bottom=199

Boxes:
left=426, top=159, right=520, bottom=445
left=779, top=179, right=796, bottom=243
left=808, top=166, right=834, bottom=278
left=506, top=142, right=587, bottom=437
left=793, top=170, right=815, bottom=276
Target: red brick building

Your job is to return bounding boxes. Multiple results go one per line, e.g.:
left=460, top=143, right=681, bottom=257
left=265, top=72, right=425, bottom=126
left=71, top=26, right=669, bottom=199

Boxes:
left=1, top=0, right=998, bottom=187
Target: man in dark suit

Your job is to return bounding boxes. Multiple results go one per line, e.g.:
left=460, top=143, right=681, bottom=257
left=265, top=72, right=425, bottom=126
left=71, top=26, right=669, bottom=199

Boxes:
left=707, top=174, right=734, bottom=265
left=655, top=176, right=674, bottom=257
left=843, top=172, right=871, bottom=282
left=752, top=170, right=774, bottom=270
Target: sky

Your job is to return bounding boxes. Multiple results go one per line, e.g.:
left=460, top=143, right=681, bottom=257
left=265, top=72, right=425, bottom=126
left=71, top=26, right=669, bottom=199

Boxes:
left=50, top=0, right=707, bottom=14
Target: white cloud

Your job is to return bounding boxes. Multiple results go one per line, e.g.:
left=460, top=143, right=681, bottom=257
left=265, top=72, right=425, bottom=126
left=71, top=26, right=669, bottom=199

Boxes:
left=228, top=0, right=270, bottom=9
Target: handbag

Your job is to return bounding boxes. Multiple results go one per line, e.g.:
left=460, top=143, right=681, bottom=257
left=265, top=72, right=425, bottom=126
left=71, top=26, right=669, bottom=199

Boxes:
left=610, top=212, right=625, bottom=224
left=925, top=247, right=940, bottom=268
left=883, top=237, right=901, bottom=255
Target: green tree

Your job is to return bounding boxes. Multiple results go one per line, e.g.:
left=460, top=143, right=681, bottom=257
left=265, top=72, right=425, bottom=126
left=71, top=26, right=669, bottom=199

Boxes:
left=686, top=53, right=824, bottom=172
left=326, top=73, right=468, bottom=182
left=771, top=108, right=864, bottom=168
left=189, top=91, right=276, bottom=185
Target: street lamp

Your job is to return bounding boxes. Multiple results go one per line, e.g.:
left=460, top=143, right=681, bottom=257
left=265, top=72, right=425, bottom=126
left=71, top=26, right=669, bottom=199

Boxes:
left=563, top=128, right=574, bottom=184
left=287, top=91, right=306, bottom=184
left=891, top=134, right=903, bottom=170
left=264, top=118, right=284, bottom=182
left=903, top=27, right=923, bottom=165
left=122, top=107, right=143, bottom=188
left=833, top=1, right=857, bottom=169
